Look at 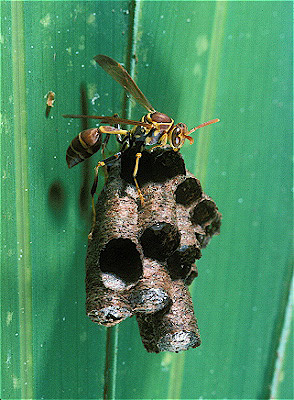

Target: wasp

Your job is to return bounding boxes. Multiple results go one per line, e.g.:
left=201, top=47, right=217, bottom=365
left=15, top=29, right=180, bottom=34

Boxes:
left=64, top=55, right=219, bottom=235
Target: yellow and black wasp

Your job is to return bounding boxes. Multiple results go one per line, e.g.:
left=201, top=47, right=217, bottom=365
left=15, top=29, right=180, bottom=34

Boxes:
left=64, top=55, right=219, bottom=231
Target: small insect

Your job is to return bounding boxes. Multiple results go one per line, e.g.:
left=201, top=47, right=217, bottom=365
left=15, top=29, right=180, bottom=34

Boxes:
left=45, top=91, right=55, bottom=118
left=63, top=55, right=219, bottom=234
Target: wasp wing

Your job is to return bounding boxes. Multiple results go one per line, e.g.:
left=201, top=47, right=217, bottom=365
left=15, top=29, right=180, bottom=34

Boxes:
left=94, top=55, right=156, bottom=113
left=63, top=114, right=153, bottom=128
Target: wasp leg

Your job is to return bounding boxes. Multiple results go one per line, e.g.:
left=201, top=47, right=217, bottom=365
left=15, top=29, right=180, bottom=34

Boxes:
left=102, top=114, right=122, bottom=177
left=98, top=125, right=128, bottom=182
left=98, top=125, right=128, bottom=137
left=88, top=151, right=122, bottom=240
left=101, top=133, right=111, bottom=179
left=101, top=113, right=121, bottom=158
left=101, top=134, right=111, bottom=159
left=150, top=132, right=168, bottom=151
left=133, top=152, right=145, bottom=206
left=101, top=114, right=121, bottom=155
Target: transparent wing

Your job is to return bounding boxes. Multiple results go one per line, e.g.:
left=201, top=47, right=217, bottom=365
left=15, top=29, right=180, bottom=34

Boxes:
left=94, top=55, right=156, bottom=113
left=62, top=114, right=153, bottom=128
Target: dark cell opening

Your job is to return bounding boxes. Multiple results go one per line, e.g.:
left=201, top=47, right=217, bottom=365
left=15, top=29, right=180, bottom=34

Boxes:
left=167, top=245, right=201, bottom=279
left=140, top=222, right=181, bottom=262
left=190, top=199, right=217, bottom=225
left=195, top=232, right=206, bottom=248
left=99, top=238, right=142, bottom=284
left=175, top=178, right=202, bottom=205
left=152, top=149, right=186, bottom=182
left=185, top=265, right=198, bottom=286
left=195, top=213, right=222, bottom=248
left=120, top=148, right=153, bottom=186
left=206, top=213, right=222, bottom=236
left=120, top=148, right=186, bottom=186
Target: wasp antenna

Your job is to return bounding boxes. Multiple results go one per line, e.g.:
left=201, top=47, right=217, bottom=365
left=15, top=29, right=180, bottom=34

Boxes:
left=63, top=114, right=91, bottom=119
left=188, top=118, right=220, bottom=135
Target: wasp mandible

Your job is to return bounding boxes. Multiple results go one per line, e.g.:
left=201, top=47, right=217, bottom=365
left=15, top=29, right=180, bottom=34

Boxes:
left=63, top=55, right=219, bottom=232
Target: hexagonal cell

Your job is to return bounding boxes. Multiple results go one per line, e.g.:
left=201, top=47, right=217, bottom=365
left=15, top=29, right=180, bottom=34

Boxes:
left=120, top=147, right=186, bottom=186
left=167, top=245, right=201, bottom=280
left=139, top=222, right=180, bottom=262
left=190, top=198, right=217, bottom=226
left=175, top=177, right=202, bottom=205
left=99, top=238, right=142, bottom=285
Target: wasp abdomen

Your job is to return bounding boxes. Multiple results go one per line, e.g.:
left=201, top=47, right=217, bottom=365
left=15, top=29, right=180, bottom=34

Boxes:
left=66, top=128, right=102, bottom=168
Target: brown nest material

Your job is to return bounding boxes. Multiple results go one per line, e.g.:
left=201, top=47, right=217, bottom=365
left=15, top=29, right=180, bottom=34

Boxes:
left=85, top=148, right=221, bottom=352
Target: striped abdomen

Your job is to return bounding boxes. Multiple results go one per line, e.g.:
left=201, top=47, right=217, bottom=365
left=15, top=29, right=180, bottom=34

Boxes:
left=66, top=128, right=102, bottom=168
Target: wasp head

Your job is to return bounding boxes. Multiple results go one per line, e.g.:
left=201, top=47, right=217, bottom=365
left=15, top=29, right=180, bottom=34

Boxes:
left=169, top=123, right=193, bottom=151
left=169, top=118, right=220, bottom=151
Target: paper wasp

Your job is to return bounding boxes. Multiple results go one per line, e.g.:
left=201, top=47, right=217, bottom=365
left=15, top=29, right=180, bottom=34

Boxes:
left=63, top=55, right=219, bottom=235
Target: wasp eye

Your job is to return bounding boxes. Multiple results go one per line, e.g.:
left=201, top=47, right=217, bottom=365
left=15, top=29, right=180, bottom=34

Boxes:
left=171, top=127, right=182, bottom=148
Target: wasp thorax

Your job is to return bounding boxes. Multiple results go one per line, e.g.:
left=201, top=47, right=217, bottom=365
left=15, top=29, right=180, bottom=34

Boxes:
left=150, top=112, right=172, bottom=123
